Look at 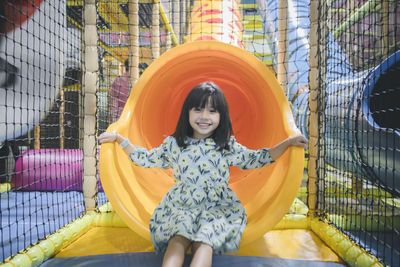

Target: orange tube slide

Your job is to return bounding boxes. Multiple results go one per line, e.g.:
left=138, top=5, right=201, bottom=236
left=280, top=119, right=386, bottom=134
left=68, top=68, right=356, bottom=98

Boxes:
left=99, top=0, right=304, bottom=247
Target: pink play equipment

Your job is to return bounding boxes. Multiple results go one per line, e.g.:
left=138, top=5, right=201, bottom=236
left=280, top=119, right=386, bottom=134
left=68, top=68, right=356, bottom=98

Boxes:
left=12, top=149, right=103, bottom=191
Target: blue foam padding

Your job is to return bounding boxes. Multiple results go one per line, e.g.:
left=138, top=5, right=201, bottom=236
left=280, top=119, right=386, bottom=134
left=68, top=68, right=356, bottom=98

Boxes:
left=1, top=191, right=107, bottom=261
left=40, top=252, right=347, bottom=267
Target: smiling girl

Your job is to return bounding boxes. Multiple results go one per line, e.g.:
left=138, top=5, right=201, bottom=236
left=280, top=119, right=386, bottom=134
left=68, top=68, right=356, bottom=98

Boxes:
left=98, top=82, right=307, bottom=267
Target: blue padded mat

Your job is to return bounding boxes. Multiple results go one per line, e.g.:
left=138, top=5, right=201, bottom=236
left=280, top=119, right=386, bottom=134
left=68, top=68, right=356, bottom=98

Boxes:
left=40, top=252, right=346, bottom=267
left=0, top=191, right=107, bottom=261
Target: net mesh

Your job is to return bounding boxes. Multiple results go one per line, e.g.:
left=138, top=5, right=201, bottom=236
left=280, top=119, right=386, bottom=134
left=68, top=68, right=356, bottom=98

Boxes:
left=315, top=1, right=399, bottom=266
left=0, top=0, right=85, bottom=261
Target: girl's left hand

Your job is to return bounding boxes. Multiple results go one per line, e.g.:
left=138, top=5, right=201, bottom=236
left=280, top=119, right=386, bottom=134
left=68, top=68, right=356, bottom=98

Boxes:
left=98, top=132, right=118, bottom=144
left=290, top=135, right=308, bottom=148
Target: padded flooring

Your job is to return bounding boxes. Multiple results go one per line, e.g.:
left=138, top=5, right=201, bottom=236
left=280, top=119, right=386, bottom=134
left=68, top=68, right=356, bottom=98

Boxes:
left=37, top=227, right=347, bottom=266
left=41, top=252, right=346, bottom=267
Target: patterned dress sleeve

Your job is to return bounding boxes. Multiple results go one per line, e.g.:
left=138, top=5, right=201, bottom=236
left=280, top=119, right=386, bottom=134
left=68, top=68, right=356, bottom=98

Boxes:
left=128, top=136, right=173, bottom=169
left=226, top=137, right=275, bottom=170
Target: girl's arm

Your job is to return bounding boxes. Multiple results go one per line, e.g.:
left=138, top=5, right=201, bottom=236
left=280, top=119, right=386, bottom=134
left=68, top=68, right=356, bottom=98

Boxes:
left=98, top=132, right=173, bottom=169
left=98, top=132, right=133, bottom=155
left=269, top=134, right=308, bottom=161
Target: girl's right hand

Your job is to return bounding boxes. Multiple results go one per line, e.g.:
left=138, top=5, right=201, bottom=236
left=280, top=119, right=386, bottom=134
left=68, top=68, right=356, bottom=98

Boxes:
left=98, top=132, right=117, bottom=144
left=289, top=134, right=308, bottom=148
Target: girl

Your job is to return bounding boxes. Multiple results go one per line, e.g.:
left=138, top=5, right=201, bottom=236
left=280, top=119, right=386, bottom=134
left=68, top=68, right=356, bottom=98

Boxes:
left=99, top=82, right=308, bottom=267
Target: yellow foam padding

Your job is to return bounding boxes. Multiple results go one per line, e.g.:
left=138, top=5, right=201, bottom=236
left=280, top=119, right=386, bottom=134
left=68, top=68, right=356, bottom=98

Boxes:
left=55, top=227, right=341, bottom=263
left=55, top=227, right=154, bottom=257
left=310, top=217, right=383, bottom=267
left=99, top=40, right=305, bottom=247
left=0, top=183, right=11, bottom=193
left=236, top=229, right=342, bottom=262
left=2, top=213, right=95, bottom=267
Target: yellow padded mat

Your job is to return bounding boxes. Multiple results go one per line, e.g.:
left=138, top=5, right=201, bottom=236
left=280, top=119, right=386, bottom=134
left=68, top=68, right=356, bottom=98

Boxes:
left=56, top=227, right=342, bottom=263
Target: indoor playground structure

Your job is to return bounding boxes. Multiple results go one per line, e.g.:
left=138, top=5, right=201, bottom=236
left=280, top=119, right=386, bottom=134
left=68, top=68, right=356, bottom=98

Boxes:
left=0, top=0, right=399, bottom=266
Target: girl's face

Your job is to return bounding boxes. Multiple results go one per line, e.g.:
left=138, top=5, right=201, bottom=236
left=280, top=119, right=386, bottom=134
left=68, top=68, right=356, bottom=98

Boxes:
left=189, top=98, right=220, bottom=139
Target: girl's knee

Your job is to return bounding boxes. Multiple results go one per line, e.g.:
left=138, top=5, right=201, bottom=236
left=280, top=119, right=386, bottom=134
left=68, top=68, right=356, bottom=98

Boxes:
left=190, top=242, right=213, bottom=267
left=192, top=242, right=213, bottom=254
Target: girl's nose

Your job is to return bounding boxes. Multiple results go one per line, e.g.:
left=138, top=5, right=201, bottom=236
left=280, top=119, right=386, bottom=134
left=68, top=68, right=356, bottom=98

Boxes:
left=200, top=110, right=210, bottom=118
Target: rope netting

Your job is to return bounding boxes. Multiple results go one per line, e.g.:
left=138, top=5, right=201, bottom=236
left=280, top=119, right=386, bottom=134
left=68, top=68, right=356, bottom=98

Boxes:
left=314, top=0, right=399, bottom=266
left=0, top=0, right=85, bottom=262
left=0, top=0, right=398, bottom=266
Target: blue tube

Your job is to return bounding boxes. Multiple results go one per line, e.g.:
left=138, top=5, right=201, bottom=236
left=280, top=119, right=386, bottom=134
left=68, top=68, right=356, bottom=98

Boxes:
left=257, top=0, right=310, bottom=101
left=258, top=0, right=400, bottom=196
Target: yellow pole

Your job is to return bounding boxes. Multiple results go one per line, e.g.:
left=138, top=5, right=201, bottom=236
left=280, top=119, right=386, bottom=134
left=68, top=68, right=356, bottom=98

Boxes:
left=173, top=0, right=180, bottom=44
left=182, top=0, right=187, bottom=38
left=157, top=0, right=179, bottom=46
left=82, top=0, right=99, bottom=210
left=278, top=0, right=288, bottom=94
left=166, top=0, right=172, bottom=50
left=129, top=0, right=139, bottom=85
left=34, top=125, right=40, bottom=149
left=152, top=1, right=160, bottom=59
left=308, top=0, right=327, bottom=214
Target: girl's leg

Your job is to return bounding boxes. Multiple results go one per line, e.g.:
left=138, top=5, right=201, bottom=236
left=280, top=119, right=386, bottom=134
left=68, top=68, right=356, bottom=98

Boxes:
left=190, top=242, right=213, bottom=267
left=162, top=235, right=191, bottom=267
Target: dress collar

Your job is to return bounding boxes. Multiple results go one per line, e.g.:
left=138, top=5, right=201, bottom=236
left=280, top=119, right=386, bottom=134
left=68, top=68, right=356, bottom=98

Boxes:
left=184, top=136, right=216, bottom=146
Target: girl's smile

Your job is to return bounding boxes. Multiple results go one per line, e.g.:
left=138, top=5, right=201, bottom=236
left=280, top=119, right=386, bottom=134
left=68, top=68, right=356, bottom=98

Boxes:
left=189, top=99, right=220, bottom=139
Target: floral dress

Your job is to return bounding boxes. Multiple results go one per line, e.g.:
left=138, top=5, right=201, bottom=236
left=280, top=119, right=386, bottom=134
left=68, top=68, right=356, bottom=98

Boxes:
left=128, top=136, right=274, bottom=254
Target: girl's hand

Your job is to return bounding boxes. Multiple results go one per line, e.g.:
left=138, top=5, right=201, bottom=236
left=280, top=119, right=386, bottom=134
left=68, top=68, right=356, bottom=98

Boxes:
left=290, top=134, right=308, bottom=148
left=98, top=132, right=117, bottom=144
left=269, top=134, right=308, bottom=160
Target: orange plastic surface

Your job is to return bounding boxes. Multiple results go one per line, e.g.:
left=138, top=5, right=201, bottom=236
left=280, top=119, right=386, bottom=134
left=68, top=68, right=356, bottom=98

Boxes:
left=99, top=40, right=304, bottom=247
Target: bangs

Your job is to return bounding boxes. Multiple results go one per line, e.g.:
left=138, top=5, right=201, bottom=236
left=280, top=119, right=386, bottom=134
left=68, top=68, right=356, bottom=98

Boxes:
left=192, top=94, right=217, bottom=109
left=187, top=85, right=220, bottom=111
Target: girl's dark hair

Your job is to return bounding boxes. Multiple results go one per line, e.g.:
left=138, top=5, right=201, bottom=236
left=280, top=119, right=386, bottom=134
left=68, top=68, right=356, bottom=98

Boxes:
left=173, top=82, right=233, bottom=150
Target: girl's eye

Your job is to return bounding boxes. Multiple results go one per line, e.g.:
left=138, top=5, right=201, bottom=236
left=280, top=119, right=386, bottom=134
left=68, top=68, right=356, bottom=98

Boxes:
left=209, top=109, right=217, bottom=113
left=193, top=107, right=202, bottom=112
